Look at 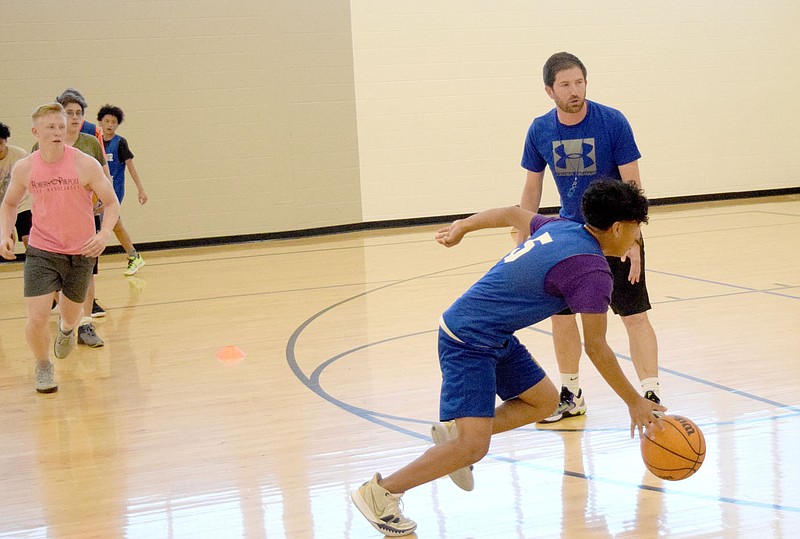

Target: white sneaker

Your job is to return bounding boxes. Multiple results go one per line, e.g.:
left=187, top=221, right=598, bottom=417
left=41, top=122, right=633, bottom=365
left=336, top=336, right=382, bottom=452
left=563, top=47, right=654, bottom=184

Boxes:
left=350, top=473, right=417, bottom=537
left=35, top=361, right=58, bottom=393
left=53, top=322, right=76, bottom=359
left=431, top=420, right=475, bottom=491
left=539, top=386, right=587, bottom=424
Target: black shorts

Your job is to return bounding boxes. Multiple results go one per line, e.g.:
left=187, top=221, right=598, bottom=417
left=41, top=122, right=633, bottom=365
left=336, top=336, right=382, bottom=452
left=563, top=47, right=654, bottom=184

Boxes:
left=15, top=210, right=33, bottom=239
left=558, top=239, right=652, bottom=317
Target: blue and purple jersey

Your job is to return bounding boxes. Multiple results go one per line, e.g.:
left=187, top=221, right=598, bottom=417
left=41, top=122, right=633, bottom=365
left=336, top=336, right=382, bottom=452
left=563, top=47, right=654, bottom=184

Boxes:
left=440, top=215, right=611, bottom=348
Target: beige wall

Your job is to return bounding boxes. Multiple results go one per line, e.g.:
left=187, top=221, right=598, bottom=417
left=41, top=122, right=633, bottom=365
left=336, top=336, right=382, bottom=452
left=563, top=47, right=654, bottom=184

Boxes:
left=1, top=0, right=362, bottom=246
left=1, top=1, right=798, bottom=245
left=352, top=0, right=800, bottom=219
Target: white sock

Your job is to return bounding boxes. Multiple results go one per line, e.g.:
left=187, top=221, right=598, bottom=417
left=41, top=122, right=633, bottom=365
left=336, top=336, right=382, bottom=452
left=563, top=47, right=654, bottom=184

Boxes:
left=80, top=316, right=92, bottom=327
left=560, top=373, right=580, bottom=395
left=641, top=377, right=660, bottom=397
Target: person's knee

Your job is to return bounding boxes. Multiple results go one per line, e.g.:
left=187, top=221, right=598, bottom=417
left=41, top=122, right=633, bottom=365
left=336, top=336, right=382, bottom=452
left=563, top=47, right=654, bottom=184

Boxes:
left=458, top=438, right=490, bottom=465
left=552, top=314, right=579, bottom=336
left=454, top=425, right=492, bottom=465
left=621, top=311, right=650, bottom=330
left=517, top=377, right=559, bottom=419
left=26, top=305, right=50, bottom=327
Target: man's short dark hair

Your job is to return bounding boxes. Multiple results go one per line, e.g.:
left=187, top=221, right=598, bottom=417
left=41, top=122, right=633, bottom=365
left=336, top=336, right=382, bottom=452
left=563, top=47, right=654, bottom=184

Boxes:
left=582, top=179, right=649, bottom=230
left=97, top=104, right=124, bottom=124
left=0, top=122, right=10, bottom=141
left=543, top=52, right=587, bottom=88
left=56, top=88, right=88, bottom=113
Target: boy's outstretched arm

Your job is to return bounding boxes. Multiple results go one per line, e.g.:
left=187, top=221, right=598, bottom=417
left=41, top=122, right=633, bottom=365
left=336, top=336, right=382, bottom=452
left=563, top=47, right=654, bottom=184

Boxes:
left=435, top=206, right=535, bottom=248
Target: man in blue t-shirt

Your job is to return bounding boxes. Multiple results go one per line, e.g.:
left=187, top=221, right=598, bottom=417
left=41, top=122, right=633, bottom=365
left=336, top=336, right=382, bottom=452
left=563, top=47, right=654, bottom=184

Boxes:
left=350, top=181, right=666, bottom=537
left=519, top=52, right=662, bottom=424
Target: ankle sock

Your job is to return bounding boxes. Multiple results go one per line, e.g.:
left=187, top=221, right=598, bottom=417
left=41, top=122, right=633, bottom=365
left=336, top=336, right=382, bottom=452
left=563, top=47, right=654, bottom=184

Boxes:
left=560, top=373, right=580, bottom=395
left=641, top=377, right=660, bottom=398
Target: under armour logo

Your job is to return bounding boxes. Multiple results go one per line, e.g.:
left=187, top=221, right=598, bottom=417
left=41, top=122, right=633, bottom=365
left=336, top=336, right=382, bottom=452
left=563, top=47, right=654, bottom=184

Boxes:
left=553, top=139, right=596, bottom=175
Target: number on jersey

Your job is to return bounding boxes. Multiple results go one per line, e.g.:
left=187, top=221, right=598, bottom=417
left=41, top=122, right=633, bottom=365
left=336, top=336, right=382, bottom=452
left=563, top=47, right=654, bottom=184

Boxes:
left=503, top=231, right=553, bottom=263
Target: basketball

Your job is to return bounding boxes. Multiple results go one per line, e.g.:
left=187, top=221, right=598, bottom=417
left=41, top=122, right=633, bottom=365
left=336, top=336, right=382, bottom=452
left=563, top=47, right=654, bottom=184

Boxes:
left=640, top=414, right=706, bottom=480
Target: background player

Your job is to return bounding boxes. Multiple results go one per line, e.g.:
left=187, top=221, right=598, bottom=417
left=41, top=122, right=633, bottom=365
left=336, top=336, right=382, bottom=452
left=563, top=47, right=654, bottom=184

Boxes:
left=0, top=122, right=31, bottom=247
left=0, top=102, right=120, bottom=393
left=97, top=104, right=147, bottom=275
left=520, top=52, right=662, bottom=423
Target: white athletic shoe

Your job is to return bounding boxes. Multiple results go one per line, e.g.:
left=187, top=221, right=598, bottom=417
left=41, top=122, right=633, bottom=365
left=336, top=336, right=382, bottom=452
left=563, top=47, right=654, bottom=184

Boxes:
left=53, top=322, right=76, bottom=360
left=350, top=473, right=417, bottom=536
left=35, top=361, right=58, bottom=394
left=539, top=386, right=587, bottom=424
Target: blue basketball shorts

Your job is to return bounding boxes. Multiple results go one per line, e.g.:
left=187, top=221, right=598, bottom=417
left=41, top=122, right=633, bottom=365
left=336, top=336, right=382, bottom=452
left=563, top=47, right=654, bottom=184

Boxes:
left=437, top=328, right=547, bottom=421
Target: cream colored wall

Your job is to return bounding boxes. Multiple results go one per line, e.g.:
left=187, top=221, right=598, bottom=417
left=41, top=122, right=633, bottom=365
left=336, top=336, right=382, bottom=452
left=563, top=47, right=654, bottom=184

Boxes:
left=351, top=0, right=800, bottom=220
left=2, top=1, right=798, bottom=246
left=1, top=0, right=362, bottom=247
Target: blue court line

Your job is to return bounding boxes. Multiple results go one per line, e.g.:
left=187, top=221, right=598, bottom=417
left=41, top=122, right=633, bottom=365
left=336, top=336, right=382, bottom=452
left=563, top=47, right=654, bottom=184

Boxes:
left=307, top=328, right=800, bottom=430
left=289, top=328, right=800, bottom=513
left=285, top=262, right=800, bottom=515
left=647, top=269, right=799, bottom=300
left=519, top=325, right=800, bottom=413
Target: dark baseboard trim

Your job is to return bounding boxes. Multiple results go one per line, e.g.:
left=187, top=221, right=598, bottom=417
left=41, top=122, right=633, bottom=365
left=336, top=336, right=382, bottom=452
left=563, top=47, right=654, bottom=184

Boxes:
left=4, top=186, right=798, bottom=261
left=647, top=186, right=799, bottom=206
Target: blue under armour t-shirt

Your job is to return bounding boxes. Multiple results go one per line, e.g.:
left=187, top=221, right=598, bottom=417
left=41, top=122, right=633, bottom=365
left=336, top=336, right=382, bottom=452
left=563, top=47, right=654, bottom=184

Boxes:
left=521, top=100, right=641, bottom=223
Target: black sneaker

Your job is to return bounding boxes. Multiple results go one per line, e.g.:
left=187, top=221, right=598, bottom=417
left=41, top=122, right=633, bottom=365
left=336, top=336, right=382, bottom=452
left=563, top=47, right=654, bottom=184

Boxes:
left=644, top=390, right=661, bottom=405
left=91, top=300, right=106, bottom=318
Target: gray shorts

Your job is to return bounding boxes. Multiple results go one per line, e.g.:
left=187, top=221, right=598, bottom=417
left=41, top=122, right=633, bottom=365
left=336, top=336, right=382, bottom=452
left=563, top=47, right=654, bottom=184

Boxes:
left=24, top=246, right=95, bottom=303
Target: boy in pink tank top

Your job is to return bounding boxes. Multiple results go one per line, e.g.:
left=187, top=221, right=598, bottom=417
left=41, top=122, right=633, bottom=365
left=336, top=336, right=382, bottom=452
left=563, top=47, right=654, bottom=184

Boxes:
left=0, top=103, right=120, bottom=394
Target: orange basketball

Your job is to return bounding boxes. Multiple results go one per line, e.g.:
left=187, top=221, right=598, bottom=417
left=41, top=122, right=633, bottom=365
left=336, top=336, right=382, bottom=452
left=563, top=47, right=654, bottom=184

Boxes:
left=641, top=414, right=706, bottom=480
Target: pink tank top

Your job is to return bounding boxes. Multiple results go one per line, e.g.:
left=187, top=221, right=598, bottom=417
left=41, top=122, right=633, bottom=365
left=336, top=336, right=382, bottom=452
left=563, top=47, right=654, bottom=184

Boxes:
left=28, top=145, right=95, bottom=255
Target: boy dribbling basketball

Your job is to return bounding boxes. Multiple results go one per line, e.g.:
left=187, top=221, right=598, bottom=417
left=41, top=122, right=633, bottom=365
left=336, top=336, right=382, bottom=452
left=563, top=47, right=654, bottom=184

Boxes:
left=350, top=180, right=666, bottom=536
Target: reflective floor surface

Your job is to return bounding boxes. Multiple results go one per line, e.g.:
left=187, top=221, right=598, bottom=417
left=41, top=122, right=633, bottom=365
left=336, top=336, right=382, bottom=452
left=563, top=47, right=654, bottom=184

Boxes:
left=0, top=195, right=798, bottom=538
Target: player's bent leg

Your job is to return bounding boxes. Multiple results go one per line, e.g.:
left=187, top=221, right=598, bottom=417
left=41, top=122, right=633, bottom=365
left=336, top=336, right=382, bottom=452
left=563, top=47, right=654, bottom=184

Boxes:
left=431, top=420, right=475, bottom=491
left=494, top=377, right=559, bottom=433
left=58, top=293, right=84, bottom=330
left=382, top=417, right=492, bottom=495
left=453, top=417, right=494, bottom=464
